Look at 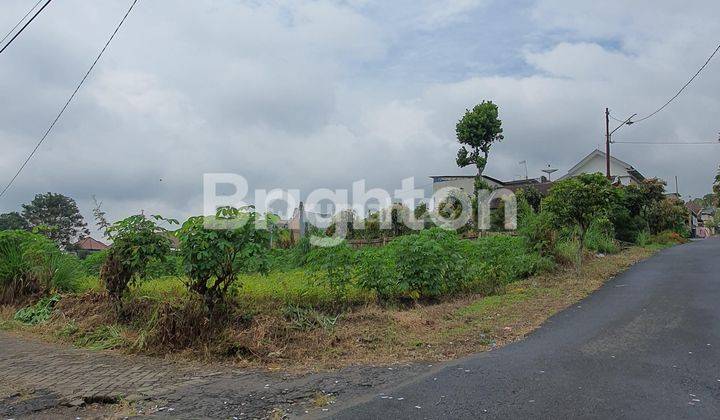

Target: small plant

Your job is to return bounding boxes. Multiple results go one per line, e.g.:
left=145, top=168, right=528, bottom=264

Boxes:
left=14, top=294, right=61, bottom=324
left=74, top=325, right=126, bottom=350
left=283, top=305, right=339, bottom=331
left=100, top=215, right=176, bottom=305
left=177, top=207, right=270, bottom=311
left=305, top=243, right=357, bottom=299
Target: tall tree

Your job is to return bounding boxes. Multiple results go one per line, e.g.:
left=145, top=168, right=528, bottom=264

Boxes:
left=544, top=173, right=617, bottom=270
left=0, top=212, right=29, bottom=231
left=21, top=192, right=89, bottom=248
left=456, top=101, right=504, bottom=221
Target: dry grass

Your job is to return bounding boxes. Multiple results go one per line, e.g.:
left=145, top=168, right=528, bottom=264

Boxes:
left=0, top=247, right=654, bottom=371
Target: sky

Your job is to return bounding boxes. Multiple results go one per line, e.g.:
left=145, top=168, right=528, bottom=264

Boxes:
left=1, top=0, right=719, bottom=233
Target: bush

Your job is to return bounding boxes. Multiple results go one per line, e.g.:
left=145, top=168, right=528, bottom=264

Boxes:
left=81, top=249, right=108, bottom=276
left=635, top=230, right=651, bottom=246
left=145, top=254, right=184, bottom=278
left=14, top=294, right=61, bottom=324
left=554, top=238, right=580, bottom=266
left=355, top=247, right=398, bottom=301
left=0, top=230, right=84, bottom=302
left=177, top=208, right=269, bottom=310
left=389, top=228, right=470, bottom=299
left=100, top=215, right=175, bottom=304
left=584, top=218, right=619, bottom=254
left=305, top=243, right=357, bottom=298
left=650, top=230, right=689, bottom=245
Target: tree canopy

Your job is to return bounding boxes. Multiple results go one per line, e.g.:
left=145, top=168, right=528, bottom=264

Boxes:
left=0, top=212, right=29, bottom=231
left=456, top=101, right=504, bottom=226
left=21, top=192, right=89, bottom=249
left=544, top=173, right=616, bottom=268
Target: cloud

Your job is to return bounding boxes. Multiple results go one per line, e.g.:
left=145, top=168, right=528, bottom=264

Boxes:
left=1, top=0, right=719, bottom=236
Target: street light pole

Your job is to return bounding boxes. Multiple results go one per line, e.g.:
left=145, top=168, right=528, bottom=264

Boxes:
left=605, top=108, right=611, bottom=179
left=605, top=109, right=637, bottom=181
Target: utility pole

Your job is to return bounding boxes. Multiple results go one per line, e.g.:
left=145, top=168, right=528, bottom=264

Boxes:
left=605, top=108, right=611, bottom=179
left=604, top=109, right=636, bottom=181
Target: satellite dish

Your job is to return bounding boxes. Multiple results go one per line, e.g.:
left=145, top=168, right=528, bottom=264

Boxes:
left=542, top=165, right=558, bottom=181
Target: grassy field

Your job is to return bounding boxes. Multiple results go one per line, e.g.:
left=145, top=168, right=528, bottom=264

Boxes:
left=1, top=245, right=656, bottom=370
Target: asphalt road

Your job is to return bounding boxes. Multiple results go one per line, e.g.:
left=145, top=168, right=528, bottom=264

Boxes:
left=331, top=238, right=720, bottom=419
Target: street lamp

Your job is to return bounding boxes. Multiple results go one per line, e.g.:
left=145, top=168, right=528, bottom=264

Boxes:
left=605, top=108, right=636, bottom=180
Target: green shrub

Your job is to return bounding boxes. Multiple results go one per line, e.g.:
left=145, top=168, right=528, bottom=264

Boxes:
left=463, top=235, right=548, bottom=288
left=355, top=247, right=398, bottom=300
left=14, top=294, right=61, bottom=324
left=635, top=230, right=651, bottom=246
left=554, top=238, right=580, bottom=266
left=145, top=254, right=184, bottom=278
left=584, top=219, right=619, bottom=254
left=0, top=230, right=84, bottom=302
left=101, top=215, right=176, bottom=304
left=305, top=243, right=357, bottom=298
left=177, top=208, right=269, bottom=310
left=650, top=230, right=689, bottom=245
left=81, top=250, right=108, bottom=276
left=387, top=228, right=470, bottom=299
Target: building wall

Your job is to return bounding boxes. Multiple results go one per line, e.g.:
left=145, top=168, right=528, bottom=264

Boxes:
left=431, top=176, right=504, bottom=198
left=566, top=155, right=639, bottom=185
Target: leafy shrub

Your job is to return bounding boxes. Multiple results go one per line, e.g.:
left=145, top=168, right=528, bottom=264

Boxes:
left=355, top=247, right=398, bottom=300
left=647, top=198, right=690, bottom=235
left=650, top=230, right=689, bottom=245
left=100, top=215, right=175, bottom=304
left=145, top=254, right=184, bottom=278
left=544, top=173, right=616, bottom=269
left=518, top=208, right=555, bottom=257
left=635, top=230, right=651, bottom=246
left=177, top=207, right=269, bottom=310
left=305, top=243, right=357, bottom=298
left=462, top=235, right=548, bottom=289
left=14, top=294, right=61, bottom=324
left=554, top=238, right=580, bottom=266
left=584, top=218, right=619, bottom=254
left=0, top=230, right=84, bottom=302
left=81, top=249, right=108, bottom=276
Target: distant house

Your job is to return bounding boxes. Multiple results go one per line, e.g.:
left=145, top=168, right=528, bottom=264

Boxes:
left=429, top=175, right=553, bottom=207
left=700, top=207, right=717, bottom=235
left=559, top=149, right=645, bottom=185
left=73, top=236, right=108, bottom=258
left=685, top=202, right=702, bottom=237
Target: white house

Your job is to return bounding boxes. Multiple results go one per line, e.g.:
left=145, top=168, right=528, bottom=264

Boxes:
left=559, top=149, right=645, bottom=185
left=429, top=175, right=506, bottom=198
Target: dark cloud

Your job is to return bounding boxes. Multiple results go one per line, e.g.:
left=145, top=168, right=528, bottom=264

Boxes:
left=1, top=0, right=719, bottom=235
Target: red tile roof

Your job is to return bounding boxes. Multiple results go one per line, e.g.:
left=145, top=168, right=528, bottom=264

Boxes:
left=75, top=237, right=109, bottom=251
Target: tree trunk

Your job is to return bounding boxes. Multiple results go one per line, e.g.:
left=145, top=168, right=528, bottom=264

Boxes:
left=577, top=229, right=586, bottom=274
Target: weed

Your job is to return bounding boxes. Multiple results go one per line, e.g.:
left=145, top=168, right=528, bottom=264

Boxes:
left=74, top=325, right=126, bottom=350
left=311, top=391, right=334, bottom=407
left=14, top=294, right=61, bottom=324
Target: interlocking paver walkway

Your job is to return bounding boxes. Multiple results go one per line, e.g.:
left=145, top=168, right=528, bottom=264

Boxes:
left=0, top=332, right=424, bottom=418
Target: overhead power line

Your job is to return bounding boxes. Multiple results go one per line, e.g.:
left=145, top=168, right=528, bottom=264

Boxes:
left=633, top=42, right=720, bottom=124
left=0, top=0, right=44, bottom=47
left=612, top=140, right=720, bottom=145
left=0, top=0, right=52, bottom=55
left=0, top=0, right=140, bottom=199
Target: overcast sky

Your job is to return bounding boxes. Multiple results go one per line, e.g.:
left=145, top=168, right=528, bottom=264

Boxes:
left=1, top=0, right=719, bottom=233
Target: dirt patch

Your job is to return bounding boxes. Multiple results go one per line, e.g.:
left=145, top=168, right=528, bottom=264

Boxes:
left=1, top=247, right=654, bottom=371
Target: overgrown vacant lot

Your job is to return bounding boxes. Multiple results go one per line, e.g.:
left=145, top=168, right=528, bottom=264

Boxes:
left=1, top=245, right=654, bottom=371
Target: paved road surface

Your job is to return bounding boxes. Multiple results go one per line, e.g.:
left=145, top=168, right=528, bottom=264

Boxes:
left=331, top=238, right=720, bottom=419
